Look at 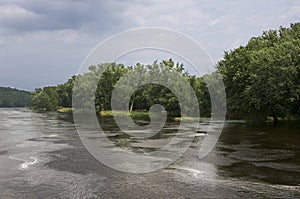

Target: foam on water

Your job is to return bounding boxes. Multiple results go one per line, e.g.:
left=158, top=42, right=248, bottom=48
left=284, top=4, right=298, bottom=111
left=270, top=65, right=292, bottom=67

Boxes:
left=48, top=134, right=58, bottom=138
left=21, top=157, right=38, bottom=169
left=9, top=156, right=38, bottom=169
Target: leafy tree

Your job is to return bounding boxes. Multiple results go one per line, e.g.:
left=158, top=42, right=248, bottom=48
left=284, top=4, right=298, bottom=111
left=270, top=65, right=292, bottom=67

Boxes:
left=189, top=75, right=211, bottom=117
left=31, top=86, right=58, bottom=111
left=31, top=59, right=211, bottom=118
left=217, top=23, right=300, bottom=125
left=57, top=76, right=76, bottom=108
left=31, top=90, right=52, bottom=111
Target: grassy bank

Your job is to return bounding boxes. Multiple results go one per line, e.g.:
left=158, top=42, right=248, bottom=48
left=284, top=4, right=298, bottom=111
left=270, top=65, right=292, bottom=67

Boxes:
left=100, top=110, right=205, bottom=122
left=99, top=110, right=150, bottom=119
left=56, top=107, right=73, bottom=113
left=173, top=117, right=203, bottom=122
left=56, top=108, right=206, bottom=122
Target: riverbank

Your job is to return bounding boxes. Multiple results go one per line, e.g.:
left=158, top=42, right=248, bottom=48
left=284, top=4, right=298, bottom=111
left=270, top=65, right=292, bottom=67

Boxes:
left=56, top=108, right=300, bottom=126
left=99, top=110, right=150, bottom=118
left=265, top=116, right=300, bottom=127
left=56, top=108, right=205, bottom=122
left=57, top=107, right=73, bottom=113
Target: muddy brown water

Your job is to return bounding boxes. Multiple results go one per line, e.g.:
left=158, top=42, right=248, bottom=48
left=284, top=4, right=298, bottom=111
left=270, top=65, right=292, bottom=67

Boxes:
left=0, top=108, right=299, bottom=198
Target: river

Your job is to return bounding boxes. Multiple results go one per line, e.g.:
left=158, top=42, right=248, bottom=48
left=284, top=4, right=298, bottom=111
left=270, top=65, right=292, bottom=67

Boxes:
left=0, top=108, right=299, bottom=198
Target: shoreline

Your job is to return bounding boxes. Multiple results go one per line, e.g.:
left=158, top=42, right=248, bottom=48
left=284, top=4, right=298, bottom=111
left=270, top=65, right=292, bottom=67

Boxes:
left=53, top=108, right=300, bottom=126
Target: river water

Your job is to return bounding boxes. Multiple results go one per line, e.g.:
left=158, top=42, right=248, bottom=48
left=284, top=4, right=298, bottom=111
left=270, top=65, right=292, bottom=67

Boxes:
left=0, top=108, right=299, bottom=198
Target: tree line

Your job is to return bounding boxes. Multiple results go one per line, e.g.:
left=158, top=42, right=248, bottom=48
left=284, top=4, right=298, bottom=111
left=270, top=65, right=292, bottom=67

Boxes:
left=31, top=60, right=211, bottom=117
left=31, top=22, right=300, bottom=125
left=217, top=22, right=300, bottom=125
left=0, top=87, right=31, bottom=107
left=31, top=76, right=75, bottom=111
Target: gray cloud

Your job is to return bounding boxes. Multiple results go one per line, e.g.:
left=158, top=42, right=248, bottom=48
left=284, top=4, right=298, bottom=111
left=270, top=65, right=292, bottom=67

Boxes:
left=0, top=0, right=299, bottom=90
left=0, top=0, right=127, bottom=34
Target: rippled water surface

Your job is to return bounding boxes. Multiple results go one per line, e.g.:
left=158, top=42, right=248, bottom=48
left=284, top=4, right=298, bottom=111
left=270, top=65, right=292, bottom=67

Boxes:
left=0, top=108, right=300, bottom=198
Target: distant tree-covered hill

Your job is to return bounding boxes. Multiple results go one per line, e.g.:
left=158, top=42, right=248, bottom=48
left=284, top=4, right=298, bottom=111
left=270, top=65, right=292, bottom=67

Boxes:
left=0, top=87, right=31, bottom=107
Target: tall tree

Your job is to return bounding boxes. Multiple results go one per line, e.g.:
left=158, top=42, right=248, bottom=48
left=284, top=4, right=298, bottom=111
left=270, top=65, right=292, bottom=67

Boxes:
left=217, top=23, right=300, bottom=125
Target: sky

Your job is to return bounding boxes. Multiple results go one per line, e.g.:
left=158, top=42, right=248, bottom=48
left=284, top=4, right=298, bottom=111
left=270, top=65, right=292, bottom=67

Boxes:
left=0, top=0, right=299, bottom=91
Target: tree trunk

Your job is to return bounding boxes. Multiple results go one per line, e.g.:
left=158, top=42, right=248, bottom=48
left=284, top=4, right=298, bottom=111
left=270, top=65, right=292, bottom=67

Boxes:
left=129, top=100, right=134, bottom=113
left=273, top=115, right=278, bottom=126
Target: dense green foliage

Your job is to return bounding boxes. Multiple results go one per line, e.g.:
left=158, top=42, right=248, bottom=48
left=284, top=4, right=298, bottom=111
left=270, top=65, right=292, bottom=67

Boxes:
left=217, top=23, right=300, bottom=125
left=0, top=87, right=31, bottom=107
left=31, top=23, right=300, bottom=125
left=31, top=76, right=75, bottom=111
left=32, top=60, right=210, bottom=117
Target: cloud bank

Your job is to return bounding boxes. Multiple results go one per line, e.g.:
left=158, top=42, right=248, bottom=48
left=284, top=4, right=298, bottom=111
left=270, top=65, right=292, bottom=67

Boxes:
left=0, top=0, right=299, bottom=90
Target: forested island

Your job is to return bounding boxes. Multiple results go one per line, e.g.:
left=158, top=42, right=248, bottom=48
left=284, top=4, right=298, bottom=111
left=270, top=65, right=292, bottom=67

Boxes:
left=0, top=87, right=31, bottom=107
left=31, top=60, right=212, bottom=118
left=5, top=23, right=299, bottom=126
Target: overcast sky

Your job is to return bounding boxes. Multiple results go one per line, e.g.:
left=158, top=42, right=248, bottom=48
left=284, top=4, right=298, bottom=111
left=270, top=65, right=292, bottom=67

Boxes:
left=0, top=0, right=299, bottom=90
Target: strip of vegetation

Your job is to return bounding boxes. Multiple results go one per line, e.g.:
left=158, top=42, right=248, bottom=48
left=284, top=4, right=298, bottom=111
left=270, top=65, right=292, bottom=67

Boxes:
left=100, top=110, right=150, bottom=119
left=173, top=117, right=204, bottom=122
left=56, top=107, right=73, bottom=113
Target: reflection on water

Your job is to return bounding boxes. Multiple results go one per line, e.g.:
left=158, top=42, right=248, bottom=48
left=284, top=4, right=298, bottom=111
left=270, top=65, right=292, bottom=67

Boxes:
left=0, top=108, right=299, bottom=198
